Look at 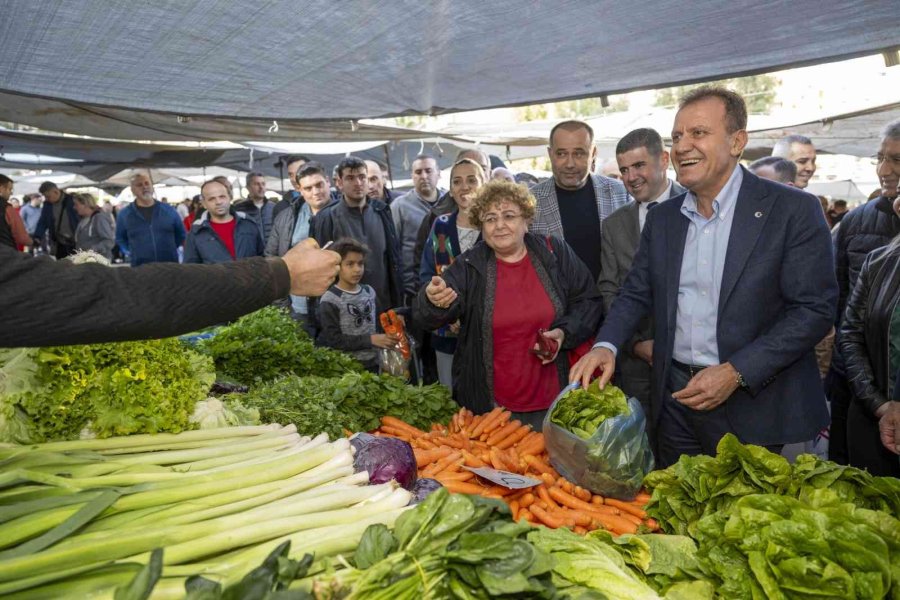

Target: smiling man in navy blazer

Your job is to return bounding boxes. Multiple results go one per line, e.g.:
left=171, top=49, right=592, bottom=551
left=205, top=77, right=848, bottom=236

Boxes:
left=570, top=87, right=837, bottom=466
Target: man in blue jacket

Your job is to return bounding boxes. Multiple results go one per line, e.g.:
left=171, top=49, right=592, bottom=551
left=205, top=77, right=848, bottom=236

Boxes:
left=185, top=179, right=264, bottom=264
left=571, top=87, right=837, bottom=466
left=33, top=182, right=79, bottom=258
left=115, top=173, right=186, bottom=266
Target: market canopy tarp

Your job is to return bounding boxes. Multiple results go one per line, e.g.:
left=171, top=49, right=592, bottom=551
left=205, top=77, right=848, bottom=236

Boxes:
left=0, top=0, right=896, bottom=140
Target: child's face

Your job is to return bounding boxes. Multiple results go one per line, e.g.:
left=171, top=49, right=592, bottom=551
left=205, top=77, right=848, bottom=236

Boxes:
left=338, top=251, right=366, bottom=286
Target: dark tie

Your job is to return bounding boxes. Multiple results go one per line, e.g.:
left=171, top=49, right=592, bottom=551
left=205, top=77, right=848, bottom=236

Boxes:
left=646, top=201, right=658, bottom=210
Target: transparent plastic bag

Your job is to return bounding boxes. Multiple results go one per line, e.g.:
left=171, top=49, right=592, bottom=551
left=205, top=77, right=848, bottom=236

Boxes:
left=543, top=383, right=655, bottom=500
left=379, top=347, right=411, bottom=381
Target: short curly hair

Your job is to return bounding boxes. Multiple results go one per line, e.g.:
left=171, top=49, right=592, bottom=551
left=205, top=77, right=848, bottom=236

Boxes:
left=467, top=181, right=536, bottom=229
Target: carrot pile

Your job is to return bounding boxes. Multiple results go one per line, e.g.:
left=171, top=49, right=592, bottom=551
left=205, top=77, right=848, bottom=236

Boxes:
left=375, top=408, right=657, bottom=536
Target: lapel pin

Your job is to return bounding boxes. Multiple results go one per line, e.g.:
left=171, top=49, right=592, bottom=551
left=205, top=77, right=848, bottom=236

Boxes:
left=754, top=211, right=763, bottom=218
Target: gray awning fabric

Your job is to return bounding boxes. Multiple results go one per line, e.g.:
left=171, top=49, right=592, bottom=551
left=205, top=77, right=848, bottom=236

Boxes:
left=0, top=0, right=896, bottom=129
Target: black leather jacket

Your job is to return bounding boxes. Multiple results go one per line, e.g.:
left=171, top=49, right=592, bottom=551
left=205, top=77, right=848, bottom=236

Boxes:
left=840, top=243, right=900, bottom=416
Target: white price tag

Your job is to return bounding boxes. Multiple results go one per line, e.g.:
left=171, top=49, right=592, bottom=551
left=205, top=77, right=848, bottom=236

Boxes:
left=463, top=466, right=542, bottom=489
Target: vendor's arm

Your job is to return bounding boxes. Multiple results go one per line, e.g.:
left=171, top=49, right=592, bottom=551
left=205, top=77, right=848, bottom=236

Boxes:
left=0, top=239, right=339, bottom=347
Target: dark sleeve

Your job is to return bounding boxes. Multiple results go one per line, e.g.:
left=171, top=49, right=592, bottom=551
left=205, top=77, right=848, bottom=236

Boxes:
left=115, top=210, right=129, bottom=253
left=832, top=221, right=850, bottom=325
left=597, top=217, right=619, bottom=314
left=419, top=222, right=437, bottom=286
left=173, top=209, right=186, bottom=247
left=311, top=211, right=329, bottom=247
left=595, top=212, right=656, bottom=352
left=183, top=231, right=200, bottom=264
left=0, top=248, right=291, bottom=347
left=315, top=300, right=372, bottom=351
left=548, top=238, right=604, bottom=349
left=32, top=205, right=49, bottom=240
left=839, top=253, right=888, bottom=416
left=414, top=213, right=436, bottom=285
left=727, top=194, right=838, bottom=395
left=412, top=255, right=467, bottom=331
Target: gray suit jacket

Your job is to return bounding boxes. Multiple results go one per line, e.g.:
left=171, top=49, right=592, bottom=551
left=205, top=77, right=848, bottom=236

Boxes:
left=529, top=173, right=631, bottom=239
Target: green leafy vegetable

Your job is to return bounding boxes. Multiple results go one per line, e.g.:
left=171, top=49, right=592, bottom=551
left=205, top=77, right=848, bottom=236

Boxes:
left=197, top=307, right=362, bottom=384
left=550, top=380, right=629, bottom=439
left=0, top=340, right=215, bottom=443
left=239, top=372, right=458, bottom=439
left=190, top=397, right=260, bottom=429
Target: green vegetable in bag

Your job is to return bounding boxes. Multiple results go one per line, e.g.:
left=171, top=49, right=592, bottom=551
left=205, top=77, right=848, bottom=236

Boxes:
left=550, top=380, right=629, bottom=439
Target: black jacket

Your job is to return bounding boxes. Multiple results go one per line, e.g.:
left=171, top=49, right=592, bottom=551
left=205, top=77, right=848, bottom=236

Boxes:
left=832, top=195, right=900, bottom=374
left=412, top=191, right=456, bottom=291
left=413, top=233, right=603, bottom=414
left=834, top=196, right=900, bottom=321
left=840, top=243, right=900, bottom=416
left=312, top=198, right=403, bottom=310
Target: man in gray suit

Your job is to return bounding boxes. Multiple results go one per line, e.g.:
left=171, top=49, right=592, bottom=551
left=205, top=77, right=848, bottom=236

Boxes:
left=598, top=128, right=685, bottom=446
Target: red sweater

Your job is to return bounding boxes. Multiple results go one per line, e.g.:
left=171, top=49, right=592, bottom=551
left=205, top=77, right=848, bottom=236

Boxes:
left=492, top=254, right=559, bottom=412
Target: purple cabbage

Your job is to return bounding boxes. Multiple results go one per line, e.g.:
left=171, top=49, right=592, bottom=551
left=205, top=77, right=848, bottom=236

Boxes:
left=409, top=478, right=443, bottom=505
left=350, top=433, right=418, bottom=490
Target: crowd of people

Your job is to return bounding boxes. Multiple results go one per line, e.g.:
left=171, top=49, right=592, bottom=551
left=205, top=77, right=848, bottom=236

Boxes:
left=2, top=85, right=900, bottom=476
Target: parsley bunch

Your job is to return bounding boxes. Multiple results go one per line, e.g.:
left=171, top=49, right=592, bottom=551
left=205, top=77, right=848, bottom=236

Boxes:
left=240, top=372, right=458, bottom=439
left=197, top=307, right=363, bottom=385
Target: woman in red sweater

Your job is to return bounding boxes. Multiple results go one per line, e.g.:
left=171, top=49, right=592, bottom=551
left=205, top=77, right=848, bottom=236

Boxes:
left=414, top=181, right=603, bottom=430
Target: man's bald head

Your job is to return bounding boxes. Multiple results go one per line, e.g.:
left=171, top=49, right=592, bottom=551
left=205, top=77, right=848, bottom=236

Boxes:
left=456, top=149, right=490, bottom=178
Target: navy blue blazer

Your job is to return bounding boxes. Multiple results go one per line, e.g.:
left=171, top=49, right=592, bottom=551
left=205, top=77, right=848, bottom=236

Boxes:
left=597, top=167, right=837, bottom=445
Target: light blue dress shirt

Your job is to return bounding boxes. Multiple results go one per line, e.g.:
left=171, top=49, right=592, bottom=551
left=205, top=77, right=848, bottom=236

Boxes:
left=672, top=165, right=742, bottom=365
left=595, top=165, right=743, bottom=365
left=289, top=202, right=312, bottom=314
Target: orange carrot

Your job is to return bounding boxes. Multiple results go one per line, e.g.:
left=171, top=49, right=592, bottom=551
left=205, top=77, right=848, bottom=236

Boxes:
left=547, top=487, right=620, bottom=515
left=413, top=437, right=438, bottom=450
left=518, top=508, right=534, bottom=522
left=481, top=411, right=510, bottom=438
left=539, top=473, right=557, bottom=488
left=381, top=416, right=426, bottom=437
left=442, top=480, right=490, bottom=495
left=590, top=495, right=604, bottom=506
left=435, top=471, right=475, bottom=482
left=440, top=436, right=469, bottom=450
left=519, top=492, right=535, bottom=508
left=551, top=507, right=592, bottom=527
left=422, top=451, right=463, bottom=477
left=644, top=518, right=660, bottom=531
left=604, top=498, right=648, bottom=519
left=509, top=499, right=520, bottom=520
left=379, top=426, right=411, bottom=440
left=572, top=486, right=592, bottom=502
left=486, top=419, right=522, bottom=446
left=536, top=485, right=561, bottom=510
left=496, top=424, right=532, bottom=450
left=573, top=525, right=588, bottom=535
left=465, top=413, right=485, bottom=436
left=414, top=447, right=452, bottom=468
left=462, top=410, right=474, bottom=430
left=470, top=407, right=502, bottom=439
left=517, top=433, right=546, bottom=457
left=530, top=504, right=567, bottom=529
left=620, top=512, right=643, bottom=526
left=461, top=450, right=487, bottom=468
left=522, top=454, right=559, bottom=479
left=592, top=513, right=640, bottom=535
left=634, top=492, right=652, bottom=504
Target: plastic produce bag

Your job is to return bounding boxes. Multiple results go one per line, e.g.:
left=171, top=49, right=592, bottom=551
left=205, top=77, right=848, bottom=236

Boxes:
left=543, top=382, right=654, bottom=500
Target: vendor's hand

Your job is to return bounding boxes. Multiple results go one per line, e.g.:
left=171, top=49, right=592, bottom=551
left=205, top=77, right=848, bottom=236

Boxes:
left=449, top=320, right=461, bottom=334
left=282, top=238, right=341, bottom=296
left=672, top=362, right=739, bottom=411
left=533, top=328, right=565, bottom=365
left=426, top=276, right=457, bottom=308
left=569, top=347, right=616, bottom=390
left=371, top=333, right=399, bottom=349
left=878, top=402, right=900, bottom=454
left=633, top=340, right=653, bottom=366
